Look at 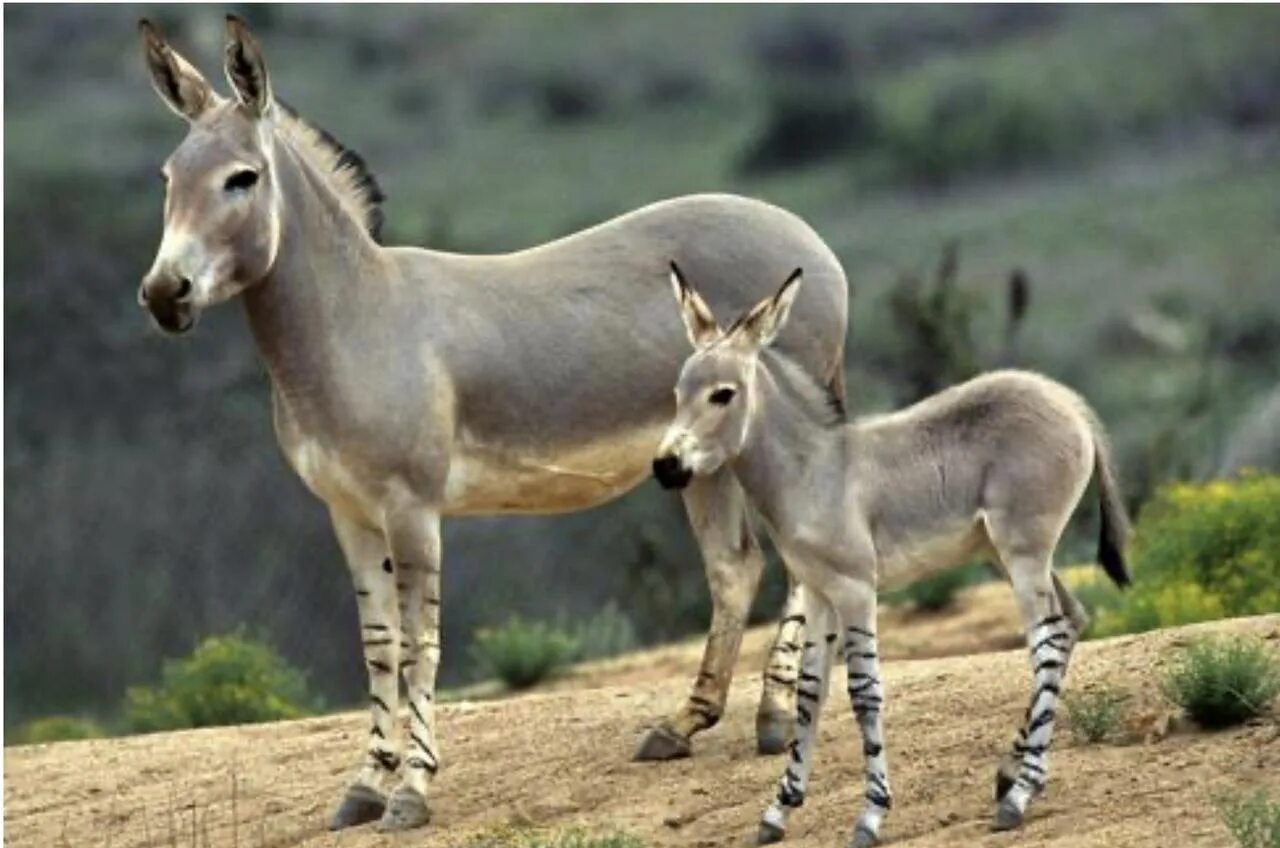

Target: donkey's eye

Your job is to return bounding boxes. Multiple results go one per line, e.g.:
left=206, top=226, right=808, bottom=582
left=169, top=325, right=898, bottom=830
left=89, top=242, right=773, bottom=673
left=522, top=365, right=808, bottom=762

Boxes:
left=224, top=169, right=260, bottom=192
left=709, top=387, right=736, bottom=406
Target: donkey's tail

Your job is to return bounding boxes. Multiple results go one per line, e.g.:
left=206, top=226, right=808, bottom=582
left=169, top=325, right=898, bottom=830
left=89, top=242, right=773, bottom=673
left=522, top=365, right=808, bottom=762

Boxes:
left=1087, top=411, right=1132, bottom=588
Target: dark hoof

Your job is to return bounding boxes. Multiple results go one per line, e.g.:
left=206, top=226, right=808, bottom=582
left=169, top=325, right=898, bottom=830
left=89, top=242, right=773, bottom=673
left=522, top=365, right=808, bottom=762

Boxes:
left=756, top=821, right=786, bottom=845
left=634, top=724, right=692, bottom=761
left=993, top=799, right=1023, bottom=831
left=755, top=712, right=793, bottom=756
left=328, top=784, right=386, bottom=831
left=375, top=786, right=431, bottom=832
left=848, top=825, right=879, bottom=848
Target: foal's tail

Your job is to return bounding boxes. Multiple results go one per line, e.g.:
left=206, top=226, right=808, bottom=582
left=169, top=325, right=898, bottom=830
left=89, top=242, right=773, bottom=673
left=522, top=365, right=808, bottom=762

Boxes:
left=1087, top=412, right=1132, bottom=588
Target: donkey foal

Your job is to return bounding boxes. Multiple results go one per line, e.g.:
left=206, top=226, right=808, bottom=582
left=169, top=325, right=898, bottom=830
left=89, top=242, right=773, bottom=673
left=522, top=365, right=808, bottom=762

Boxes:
left=654, top=265, right=1132, bottom=846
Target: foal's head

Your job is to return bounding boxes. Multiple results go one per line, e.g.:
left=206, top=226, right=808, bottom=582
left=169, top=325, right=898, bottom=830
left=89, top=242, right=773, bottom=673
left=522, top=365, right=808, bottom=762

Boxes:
left=652, top=263, right=802, bottom=490
left=137, top=17, right=283, bottom=333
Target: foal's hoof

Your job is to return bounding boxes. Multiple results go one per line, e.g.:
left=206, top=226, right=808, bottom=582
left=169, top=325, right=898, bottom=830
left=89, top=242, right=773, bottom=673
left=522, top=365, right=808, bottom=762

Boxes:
left=327, top=784, right=385, bottom=830
left=755, top=711, right=793, bottom=756
left=634, top=724, right=691, bottom=761
left=993, top=799, right=1024, bottom=831
left=375, top=786, right=431, bottom=832
left=756, top=821, right=786, bottom=845
left=848, top=824, right=880, bottom=848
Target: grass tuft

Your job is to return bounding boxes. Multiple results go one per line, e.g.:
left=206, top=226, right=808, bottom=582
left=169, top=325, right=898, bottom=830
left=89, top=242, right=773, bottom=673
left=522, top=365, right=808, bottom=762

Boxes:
left=470, top=616, right=580, bottom=690
left=1218, top=790, right=1280, bottom=848
left=1160, top=636, right=1280, bottom=729
left=1064, top=685, right=1130, bottom=743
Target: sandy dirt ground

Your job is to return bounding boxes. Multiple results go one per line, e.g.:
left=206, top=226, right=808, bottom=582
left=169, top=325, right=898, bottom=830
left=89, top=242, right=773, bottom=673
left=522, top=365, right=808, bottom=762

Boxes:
left=6, top=586, right=1278, bottom=848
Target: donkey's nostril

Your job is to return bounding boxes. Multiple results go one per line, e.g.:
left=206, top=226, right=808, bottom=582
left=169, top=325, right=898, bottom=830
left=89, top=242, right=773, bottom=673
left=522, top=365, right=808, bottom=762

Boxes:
left=652, top=455, right=693, bottom=490
left=176, top=278, right=192, bottom=299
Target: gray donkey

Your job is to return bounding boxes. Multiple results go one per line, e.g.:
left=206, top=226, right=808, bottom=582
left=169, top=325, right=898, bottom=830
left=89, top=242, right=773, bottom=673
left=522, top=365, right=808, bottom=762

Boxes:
left=654, top=266, right=1131, bottom=846
left=136, top=16, right=849, bottom=833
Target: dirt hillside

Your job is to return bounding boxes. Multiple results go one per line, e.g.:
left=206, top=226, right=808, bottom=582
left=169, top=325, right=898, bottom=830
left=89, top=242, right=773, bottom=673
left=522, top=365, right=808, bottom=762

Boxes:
left=6, top=590, right=1278, bottom=848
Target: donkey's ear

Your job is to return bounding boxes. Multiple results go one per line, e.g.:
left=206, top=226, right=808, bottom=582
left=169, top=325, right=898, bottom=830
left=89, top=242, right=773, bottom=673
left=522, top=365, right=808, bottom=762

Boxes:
left=669, top=262, right=721, bottom=349
left=139, top=19, right=214, bottom=121
left=224, top=15, right=272, bottom=115
left=732, top=268, right=804, bottom=349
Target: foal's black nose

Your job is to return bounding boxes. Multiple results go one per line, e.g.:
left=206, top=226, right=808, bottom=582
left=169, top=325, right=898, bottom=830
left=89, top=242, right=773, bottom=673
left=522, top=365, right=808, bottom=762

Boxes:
left=652, top=455, right=693, bottom=490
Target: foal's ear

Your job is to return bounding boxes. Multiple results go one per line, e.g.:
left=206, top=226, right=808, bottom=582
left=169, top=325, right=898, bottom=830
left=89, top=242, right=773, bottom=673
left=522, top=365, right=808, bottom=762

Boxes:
left=669, top=262, right=722, bottom=349
left=139, top=19, right=215, bottom=121
left=224, top=15, right=273, bottom=115
left=732, top=268, right=804, bottom=349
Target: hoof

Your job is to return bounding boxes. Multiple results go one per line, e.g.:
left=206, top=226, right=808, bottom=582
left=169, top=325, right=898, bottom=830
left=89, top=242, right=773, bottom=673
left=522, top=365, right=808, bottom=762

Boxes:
left=756, top=821, right=786, bottom=845
left=848, top=825, right=879, bottom=848
left=328, top=784, right=386, bottom=831
left=634, top=724, right=692, bottom=761
left=755, top=712, right=793, bottom=756
left=993, top=799, right=1023, bottom=831
left=375, top=786, right=431, bottom=832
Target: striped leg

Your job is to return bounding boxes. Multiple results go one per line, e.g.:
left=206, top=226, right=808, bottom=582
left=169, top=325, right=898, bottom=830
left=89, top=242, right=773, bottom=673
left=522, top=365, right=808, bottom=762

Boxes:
left=841, top=593, right=891, bottom=848
left=995, top=561, right=1070, bottom=830
left=757, top=576, right=805, bottom=755
left=758, top=586, right=834, bottom=844
left=328, top=512, right=402, bottom=831
left=377, top=509, right=443, bottom=832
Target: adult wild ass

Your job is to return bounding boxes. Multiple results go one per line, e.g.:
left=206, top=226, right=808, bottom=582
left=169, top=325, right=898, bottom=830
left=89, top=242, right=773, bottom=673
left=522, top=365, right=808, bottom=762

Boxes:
left=136, top=17, right=849, bottom=832
left=654, top=267, right=1131, bottom=846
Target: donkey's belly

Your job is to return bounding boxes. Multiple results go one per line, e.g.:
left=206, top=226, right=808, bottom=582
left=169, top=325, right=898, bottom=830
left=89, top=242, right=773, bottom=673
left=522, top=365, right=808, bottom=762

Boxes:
left=875, top=517, right=991, bottom=591
left=441, top=423, right=666, bottom=515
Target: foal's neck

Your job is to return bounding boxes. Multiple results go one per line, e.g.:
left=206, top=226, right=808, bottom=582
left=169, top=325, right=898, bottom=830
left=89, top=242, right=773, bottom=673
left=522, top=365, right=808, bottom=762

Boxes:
left=241, top=136, right=388, bottom=415
left=731, top=359, right=849, bottom=532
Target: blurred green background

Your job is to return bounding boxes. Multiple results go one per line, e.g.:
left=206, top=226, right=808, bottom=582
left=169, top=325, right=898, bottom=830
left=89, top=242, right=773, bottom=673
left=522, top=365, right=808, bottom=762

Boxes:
left=5, top=4, right=1279, bottom=731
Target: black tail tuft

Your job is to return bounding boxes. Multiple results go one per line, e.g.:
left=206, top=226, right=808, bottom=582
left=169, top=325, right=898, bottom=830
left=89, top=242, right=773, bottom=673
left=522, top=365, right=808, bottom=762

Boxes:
left=1097, top=507, right=1131, bottom=589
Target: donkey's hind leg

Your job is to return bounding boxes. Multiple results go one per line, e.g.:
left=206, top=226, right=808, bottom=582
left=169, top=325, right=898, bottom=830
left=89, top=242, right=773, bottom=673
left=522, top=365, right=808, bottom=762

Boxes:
left=993, top=551, right=1073, bottom=830
left=758, top=585, right=835, bottom=844
left=636, top=468, right=766, bottom=760
left=328, top=511, right=401, bottom=830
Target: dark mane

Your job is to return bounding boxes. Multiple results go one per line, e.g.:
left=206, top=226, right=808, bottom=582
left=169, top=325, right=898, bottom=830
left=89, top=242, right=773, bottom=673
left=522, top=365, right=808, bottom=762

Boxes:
left=761, top=348, right=847, bottom=428
left=274, top=98, right=386, bottom=243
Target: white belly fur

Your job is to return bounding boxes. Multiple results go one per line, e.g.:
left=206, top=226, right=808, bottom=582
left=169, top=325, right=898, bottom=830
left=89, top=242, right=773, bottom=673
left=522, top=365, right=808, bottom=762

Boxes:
left=442, top=424, right=666, bottom=515
left=875, top=516, right=991, bottom=591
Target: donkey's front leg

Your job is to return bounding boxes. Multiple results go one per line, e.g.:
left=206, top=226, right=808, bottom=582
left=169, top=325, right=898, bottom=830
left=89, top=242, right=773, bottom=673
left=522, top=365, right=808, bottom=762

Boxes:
left=377, top=506, right=443, bottom=832
left=757, top=586, right=834, bottom=844
left=834, top=578, right=891, bottom=848
left=328, top=511, right=402, bottom=831
left=636, top=469, right=765, bottom=761
left=757, top=575, right=805, bottom=755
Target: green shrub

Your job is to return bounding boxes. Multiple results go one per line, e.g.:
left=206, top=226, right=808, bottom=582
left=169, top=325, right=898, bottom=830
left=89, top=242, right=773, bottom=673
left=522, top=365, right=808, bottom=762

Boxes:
left=569, top=602, right=638, bottom=663
left=123, top=632, right=317, bottom=733
left=878, top=74, right=1080, bottom=185
left=10, top=715, right=107, bottom=745
left=464, top=828, right=644, bottom=848
left=883, top=561, right=989, bottom=612
left=1064, top=685, right=1130, bottom=743
left=1089, top=472, right=1280, bottom=638
left=1218, top=790, right=1280, bottom=848
left=1160, top=636, right=1280, bottom=729
left=471, top=616, right=580, bottom=690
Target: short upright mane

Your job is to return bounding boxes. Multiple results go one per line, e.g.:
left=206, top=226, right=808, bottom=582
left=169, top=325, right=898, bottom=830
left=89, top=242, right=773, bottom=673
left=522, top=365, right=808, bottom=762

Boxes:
left=760, top=348, right=847, bottom=428
left=274, top=99, right=386, bottom=243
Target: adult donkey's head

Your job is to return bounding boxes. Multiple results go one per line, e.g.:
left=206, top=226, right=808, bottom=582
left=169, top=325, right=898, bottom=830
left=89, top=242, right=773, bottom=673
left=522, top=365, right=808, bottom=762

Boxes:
left=652, top=262, right=803, bottom=490
left=137, top=16, right=281, bottom=333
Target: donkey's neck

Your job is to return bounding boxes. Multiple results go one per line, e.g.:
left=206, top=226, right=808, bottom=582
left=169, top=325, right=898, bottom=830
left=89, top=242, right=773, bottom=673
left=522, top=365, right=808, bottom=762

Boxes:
left=242, top=137, right=389, bottom=420
left=731, top=362, right=848, bottom=532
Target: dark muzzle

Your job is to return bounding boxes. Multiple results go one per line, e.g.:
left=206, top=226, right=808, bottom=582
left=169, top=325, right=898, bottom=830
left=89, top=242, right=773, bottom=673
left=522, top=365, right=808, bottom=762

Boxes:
left=652, top=455, right=693, bottom=490
left=139, top=273, right=195, bottom=334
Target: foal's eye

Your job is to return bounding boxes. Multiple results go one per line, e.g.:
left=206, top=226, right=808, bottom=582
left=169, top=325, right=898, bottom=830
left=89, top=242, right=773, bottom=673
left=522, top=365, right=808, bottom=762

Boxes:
left=224, top=169, right=260, bottom=192
left=709, top=387, right=736, bottom=406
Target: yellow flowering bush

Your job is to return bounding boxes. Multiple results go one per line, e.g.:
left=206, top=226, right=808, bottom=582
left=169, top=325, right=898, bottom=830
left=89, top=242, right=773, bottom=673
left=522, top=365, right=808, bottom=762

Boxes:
left=1086, top=471, right=1280, bottom=638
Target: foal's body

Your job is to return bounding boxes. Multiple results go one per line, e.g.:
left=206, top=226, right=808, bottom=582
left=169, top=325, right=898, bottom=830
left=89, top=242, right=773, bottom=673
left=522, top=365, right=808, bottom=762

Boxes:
left=137, top=18, right=848, bottom=832
left=656, top=272, right=1131, bottom=846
